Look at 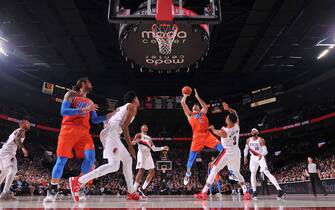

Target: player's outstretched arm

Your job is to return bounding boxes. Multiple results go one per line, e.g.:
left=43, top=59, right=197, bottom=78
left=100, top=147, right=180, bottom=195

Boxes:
left=209, top=125, right=227, bottom=138
left=14, top=129, right=28, bottom=157
left=243, top=139, right=250, bottom=165
left=194, top=89, right=208, bottom=114
left=122, top=104, right=137, bottom=159
left=151, top=141, right=169, bottom=152
left=181, top=94, right=192, bottom=118
left=222, top=102, right=239, bottom=125
left=90, top=111, right=107, bottom=124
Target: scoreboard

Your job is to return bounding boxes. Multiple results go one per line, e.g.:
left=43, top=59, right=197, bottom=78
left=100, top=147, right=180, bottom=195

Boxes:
left=243, top=85, right=283, bottom=108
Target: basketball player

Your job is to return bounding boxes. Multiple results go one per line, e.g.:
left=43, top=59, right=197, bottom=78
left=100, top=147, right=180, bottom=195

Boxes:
left=194, top=103, right=251, bottom=200
left=44, top=78, right=108, bottom=202
left=0, top=120, right=30, bottom=200
left=132, top=124, right=169, bottom=197
left=244, top=128, right=285, bottom=200
left=208, top=156, right=222, bottom=198
left=181, top=89, right=223, bottom=185
left=69, top=91, right=141, bottom=202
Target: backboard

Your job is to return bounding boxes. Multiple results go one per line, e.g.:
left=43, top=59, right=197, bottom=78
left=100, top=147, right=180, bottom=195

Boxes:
left=108, top=0, right=222, bottom=24
left=109, top=0, right=221, bottom=71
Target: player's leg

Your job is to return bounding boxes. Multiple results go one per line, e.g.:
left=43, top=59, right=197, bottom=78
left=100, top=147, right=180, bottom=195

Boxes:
left=118, top=144, right=140, bottom=200
left=184, top=140, right=202, bottom=185
left=249, top=157, right=259, bottom=199
left=228, top=162, right=250, bottom=200
left=0, top=158, right=18, bottom=200
left=78, top=136, right=96, bottom=175
left=45, top=133, right=75, bottom=202
left=134, top=151, right=145, bottom=190
left=139, top=155, right=155, bottom=197
left=259, top=157, right=285, bottom=198
left=0, top=168, right=9, bottom=197
left=195, top=149, right=227, bottom=200
left=134, top=168, right=145, bottom=190
left=143, top=169, right=155, bottom=190
left=204, top=133, right=223, bottom=152
left=79, top=159, right=121, bottom=185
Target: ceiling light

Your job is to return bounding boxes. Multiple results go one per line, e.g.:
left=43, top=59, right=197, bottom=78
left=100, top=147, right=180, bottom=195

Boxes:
left=317, top=49, right=329, bottom=59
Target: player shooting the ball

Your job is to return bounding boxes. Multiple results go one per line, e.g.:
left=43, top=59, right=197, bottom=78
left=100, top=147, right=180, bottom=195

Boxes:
left=181, top=87, right=224, bottom=185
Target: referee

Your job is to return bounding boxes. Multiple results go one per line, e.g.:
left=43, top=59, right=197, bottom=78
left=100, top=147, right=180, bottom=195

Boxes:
left=305, top=157, right=327, bottom=196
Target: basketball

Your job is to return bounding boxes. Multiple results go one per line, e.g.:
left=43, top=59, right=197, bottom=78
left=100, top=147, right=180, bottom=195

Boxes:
left=182, top=86, right=192, bottom=95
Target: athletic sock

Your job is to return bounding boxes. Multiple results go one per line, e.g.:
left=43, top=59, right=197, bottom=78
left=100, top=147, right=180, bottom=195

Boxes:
left=134, top=182, right=140, bottom=190
left=142, top=180, right=149, bottom=190
left=241, top=185, right=248, bottom=194
left=202, top=184, right=209, bottom=193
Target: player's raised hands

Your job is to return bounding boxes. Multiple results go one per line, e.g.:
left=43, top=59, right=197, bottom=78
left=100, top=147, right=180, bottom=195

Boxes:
left=194, top=89, right=202, bottom=99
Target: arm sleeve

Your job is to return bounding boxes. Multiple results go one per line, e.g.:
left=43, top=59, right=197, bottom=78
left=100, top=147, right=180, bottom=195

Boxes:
left=60, top=101, right=81, bottom=116
left=90, top=111, right=107, bottom=124
left=243, top=144, right=249, bottom=157
left=260, top=146, right=268, bottom=156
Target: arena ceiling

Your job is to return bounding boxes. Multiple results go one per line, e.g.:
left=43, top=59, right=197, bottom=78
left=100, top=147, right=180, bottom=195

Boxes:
left=1, top=0, right=335, bottom=98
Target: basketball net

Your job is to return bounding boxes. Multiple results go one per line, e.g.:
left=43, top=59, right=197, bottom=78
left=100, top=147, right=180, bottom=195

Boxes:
left=152, top=24, right=178, bottom=55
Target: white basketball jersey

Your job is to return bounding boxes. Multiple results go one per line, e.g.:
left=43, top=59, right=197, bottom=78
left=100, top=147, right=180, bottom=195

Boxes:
left=108, top=103, right=134, bottom=133
left=1, top=128, right=24, bottom=155
left=137, top=133, right=153, bottom=154
left=247, top=137, right=262, bottom=157
left=221, top=124, right=240, bottom=155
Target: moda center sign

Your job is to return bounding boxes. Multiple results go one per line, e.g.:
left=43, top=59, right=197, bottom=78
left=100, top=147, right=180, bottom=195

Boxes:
left=118, top=8, right=210, bottom=70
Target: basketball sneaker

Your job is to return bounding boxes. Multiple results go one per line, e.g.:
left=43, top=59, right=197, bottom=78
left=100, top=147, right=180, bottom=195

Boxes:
left=252, top=191, right=258, bottom=200
left=138, top=188, right=148, bottom=198
left=69, top=176, right=81, bottom=202
left=194, top=192, right=208, bottom=200
left=243, top=192, right=251, bottom=200
left=215, top=192, right=223, bottom=199
left=183, top=172, right=191, bottom=185
left=43, top=183, right=59, bottom=202
left=277, top=190, right=286, bottom=200
left=127, top=192, right=141, bottom=200
left=0, top=191, right=16, bottom=200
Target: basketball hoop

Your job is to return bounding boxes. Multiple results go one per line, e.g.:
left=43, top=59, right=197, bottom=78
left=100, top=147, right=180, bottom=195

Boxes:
left=152, top=24, right=178, bottom=55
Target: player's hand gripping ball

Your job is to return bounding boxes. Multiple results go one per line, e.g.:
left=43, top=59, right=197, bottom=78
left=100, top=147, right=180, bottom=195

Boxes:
left=182, top=86, right=192, bottom=96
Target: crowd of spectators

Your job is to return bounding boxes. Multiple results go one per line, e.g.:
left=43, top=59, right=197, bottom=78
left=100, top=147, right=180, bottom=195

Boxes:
left=275, top=155, right=335, bottom=183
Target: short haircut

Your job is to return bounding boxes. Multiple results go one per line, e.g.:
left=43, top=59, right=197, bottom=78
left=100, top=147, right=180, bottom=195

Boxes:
left=228, top=113, right=238, bottom=124
left=124, top=90, right=137, bottom=103
left=73, top=77, right=89, bottom=91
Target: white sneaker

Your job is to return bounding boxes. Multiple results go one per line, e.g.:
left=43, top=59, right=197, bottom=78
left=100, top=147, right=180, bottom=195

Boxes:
left=215, top=193, right=223, bottom=199
left=183, top=173, right=191, bottom=185
left=43, top=190, right=59, bottom=202
left=0, top=191, right=16, bottom=200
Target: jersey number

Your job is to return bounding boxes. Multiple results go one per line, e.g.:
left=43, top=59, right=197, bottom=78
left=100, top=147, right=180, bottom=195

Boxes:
left=233, top=136, right=237, bottom=145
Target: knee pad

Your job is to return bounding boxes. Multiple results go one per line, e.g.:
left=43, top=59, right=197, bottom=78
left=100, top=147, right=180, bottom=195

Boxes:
left=52, top=157, right=68, bottom=179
